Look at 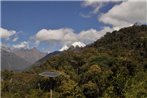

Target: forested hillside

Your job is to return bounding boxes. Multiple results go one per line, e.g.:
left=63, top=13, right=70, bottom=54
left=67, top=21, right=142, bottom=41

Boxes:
left=1, top=25, right=147, bottom=98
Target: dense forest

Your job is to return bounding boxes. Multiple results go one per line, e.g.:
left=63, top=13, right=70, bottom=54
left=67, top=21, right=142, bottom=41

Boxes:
left=1, top=25, right=147, bottom=98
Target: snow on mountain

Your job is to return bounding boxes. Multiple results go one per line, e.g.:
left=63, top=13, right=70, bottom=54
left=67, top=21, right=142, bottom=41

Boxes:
left=72, top=41, right=86, bottom=48
left=59, top=41, right=86, bottom=51
left=59, top=45, right=69, bottom=51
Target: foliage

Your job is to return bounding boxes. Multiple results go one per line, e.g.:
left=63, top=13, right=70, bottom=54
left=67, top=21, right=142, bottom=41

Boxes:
left=1, top=25, right=147, bottom=98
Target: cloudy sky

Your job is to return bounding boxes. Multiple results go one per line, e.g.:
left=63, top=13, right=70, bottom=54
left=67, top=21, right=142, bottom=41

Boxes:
left=1, top=0, right=146, bottom=52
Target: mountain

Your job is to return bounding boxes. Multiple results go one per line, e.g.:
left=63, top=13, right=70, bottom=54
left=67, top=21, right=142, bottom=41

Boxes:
left=59, top=41, right=86, bottom=51
left=30, top=25, right=147, bottom=97
left=1, top=46, right=46, bottom=71
left=59, top=45, right=69, bottom=51
left=2, top=25, right=147, bottom=98
left=33, top=41, right=86, bottom=67
left=72, top=41, right=86, bottom=47
left=13, top=47, right=46, bottom=64
left=33, top=51, right=60, bottom=66
left=1, top=48, right=31, bottom=71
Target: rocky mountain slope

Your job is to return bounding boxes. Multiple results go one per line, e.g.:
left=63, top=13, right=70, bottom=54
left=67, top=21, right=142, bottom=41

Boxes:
left=1, top=46, right=46, bottom=71
left=1, top=48, right=30, bottom=71
left=34, top=41, right=86, bottom=66
left=13, top=47, right=46, bottom=64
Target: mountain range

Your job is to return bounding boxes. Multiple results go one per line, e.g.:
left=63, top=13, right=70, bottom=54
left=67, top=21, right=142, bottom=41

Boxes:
left=1, top=48, right=30, bottom=71
left=13, top=47, right=46, bottom=64
left=30, top=24, right=147, bottom=98
left=1, top=25, right=147, bottom=98
left=1, top=41, right=86, bottom=71
left=1, top=46, right=46, bottom=71
left=34, top=41, right=86, bottom=66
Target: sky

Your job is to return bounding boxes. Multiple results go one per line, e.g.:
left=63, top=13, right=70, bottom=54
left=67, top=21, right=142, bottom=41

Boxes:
left=0, top=0, right=147, bottom=53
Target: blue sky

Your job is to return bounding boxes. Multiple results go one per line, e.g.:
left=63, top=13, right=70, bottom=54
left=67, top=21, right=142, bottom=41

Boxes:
left=1, top=1, right=146, bottom=52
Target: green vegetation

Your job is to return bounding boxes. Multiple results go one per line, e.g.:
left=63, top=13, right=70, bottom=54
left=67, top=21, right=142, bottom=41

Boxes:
left=1, top=25, right=147, bottom=98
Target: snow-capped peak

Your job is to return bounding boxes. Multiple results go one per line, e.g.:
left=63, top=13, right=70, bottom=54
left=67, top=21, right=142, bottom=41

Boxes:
left=59, top=41, right=86, bottom=51
left=72, top=41, right=86, bottom=48
left=59, top=45, right=69, bottom=51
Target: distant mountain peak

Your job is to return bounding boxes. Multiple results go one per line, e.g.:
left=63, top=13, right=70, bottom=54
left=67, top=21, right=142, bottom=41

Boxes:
left=13, top=47, right=46, bottom=65
left=59, top=45, right=69, bottom=51
left=31, top=47, right=39, bottom=52
left=59, top=41, right=86, bottom=51
left=72, top=41, right=86, bottom=48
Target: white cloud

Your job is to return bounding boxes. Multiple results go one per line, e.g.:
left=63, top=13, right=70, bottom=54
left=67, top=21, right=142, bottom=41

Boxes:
left=80, top=13, right=91, bottom=18
left=99, top=1, right=147, bottom=28
left=82, top=0, right=100, bottom=7
left=34, top=40, right=40, bottom=46
left=36, top=28, right=77, bottom=45
left=13, top=41, right=29, bottom=49
left=78, top=27, right=113, bottom=43
left=92, top=5, right=102, bottom=14
left=0, top=28, right=16, bottom=39
left=82, top=0, right=106, bottom=14
left=28, top=36, right=41, bottom=48
left=12, top=37, right=18, bottom=42
left=36, top=27, right=113, bottom=45
left=78, top=29, right=101, bottom=42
